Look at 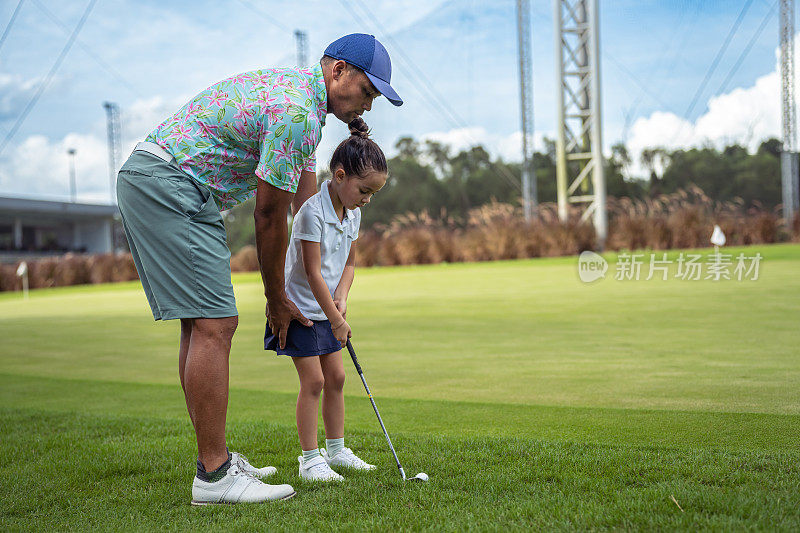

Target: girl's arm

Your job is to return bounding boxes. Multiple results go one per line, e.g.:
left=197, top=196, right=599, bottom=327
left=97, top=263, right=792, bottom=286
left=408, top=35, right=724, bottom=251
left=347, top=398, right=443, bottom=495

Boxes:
left=300, top=240, right=351, bottom=344
left=333, top=246, right=356, bottom=318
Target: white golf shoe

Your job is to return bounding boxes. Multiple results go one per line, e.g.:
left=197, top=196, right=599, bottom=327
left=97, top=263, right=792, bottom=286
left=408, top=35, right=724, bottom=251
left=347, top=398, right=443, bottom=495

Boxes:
left=191, top=462, right=295, bottom=505
left=298, top=454, right=344, bottom=481
left=321, top=447, right=376, bottom=471
left=231, top=451, right=278, bottom=478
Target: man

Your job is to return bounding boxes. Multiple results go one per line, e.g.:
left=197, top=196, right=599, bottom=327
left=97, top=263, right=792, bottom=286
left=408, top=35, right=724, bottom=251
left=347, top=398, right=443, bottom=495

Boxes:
left=116, top=33, right=402, bottom=505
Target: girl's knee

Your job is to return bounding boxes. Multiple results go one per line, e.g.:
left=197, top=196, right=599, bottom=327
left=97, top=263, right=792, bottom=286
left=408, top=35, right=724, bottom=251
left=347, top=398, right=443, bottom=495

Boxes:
left=301, top=375, right=324, bottom=397
left=324, top=369, right=346, bottom=392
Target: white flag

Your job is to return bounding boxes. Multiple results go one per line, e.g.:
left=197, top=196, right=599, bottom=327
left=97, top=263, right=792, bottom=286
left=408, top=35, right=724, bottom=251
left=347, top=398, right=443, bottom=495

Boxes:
left=710, top=225, right=726, bottom=247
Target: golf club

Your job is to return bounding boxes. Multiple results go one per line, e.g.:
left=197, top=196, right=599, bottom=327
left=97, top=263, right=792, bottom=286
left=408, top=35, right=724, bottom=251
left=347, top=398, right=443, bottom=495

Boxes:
left=345, top=339, right=429, bottom=482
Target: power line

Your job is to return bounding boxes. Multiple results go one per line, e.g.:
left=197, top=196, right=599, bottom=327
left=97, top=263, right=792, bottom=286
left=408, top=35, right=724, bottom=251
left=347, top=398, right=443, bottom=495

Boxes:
left=668, top=0, right=756, bottom=145
left=233, top=0, right=291, bottom=33
left=604, top=53, right=679, bottom=115
left=0, top=0, right=25, bottom=55
left=345, top=0, right=522, bottom=192
left=0, top=0, right=98, bottom=157
left=31, top=0, right=141, bottom=97
left=351, top=0, right=466, bottom=130
left=620, top=3, right=700, bottom=137
left=342, top=0, right=457, bottom=124
left=716, top=0, right=778, bottom=95
left=682, top=0, right=755, bottom=121
left=340, top=1, right=465, bottom=130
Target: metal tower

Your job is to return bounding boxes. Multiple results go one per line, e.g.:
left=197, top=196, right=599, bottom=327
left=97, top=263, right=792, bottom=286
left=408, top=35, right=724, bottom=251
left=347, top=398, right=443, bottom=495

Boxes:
left=516, top=0, right=537, bottom=221
left=102, top=102, right=121, bottom=203
left=781, top=0, right=799, bottom=226
left=294, top=30, right=308, bottom=67
left=553, top=0, right=607, bottom=247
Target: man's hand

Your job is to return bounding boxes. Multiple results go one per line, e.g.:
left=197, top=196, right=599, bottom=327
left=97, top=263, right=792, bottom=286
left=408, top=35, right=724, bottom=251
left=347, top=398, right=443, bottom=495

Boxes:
left=333, top=298, right=347, bottom=319
left=267, top=295, right=312, bottom=349
left=331, top=318, right=352, bottom=347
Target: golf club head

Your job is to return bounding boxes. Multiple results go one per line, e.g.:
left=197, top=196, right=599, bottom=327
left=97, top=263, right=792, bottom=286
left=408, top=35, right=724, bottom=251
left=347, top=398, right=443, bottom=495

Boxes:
left=409, top=472, right=429, bottom=482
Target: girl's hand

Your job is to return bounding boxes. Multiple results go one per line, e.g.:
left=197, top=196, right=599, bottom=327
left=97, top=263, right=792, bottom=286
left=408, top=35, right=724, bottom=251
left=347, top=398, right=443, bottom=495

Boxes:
left=334, top=298, right=347, bottom=319
left=332, top=319, right=351, bottom=347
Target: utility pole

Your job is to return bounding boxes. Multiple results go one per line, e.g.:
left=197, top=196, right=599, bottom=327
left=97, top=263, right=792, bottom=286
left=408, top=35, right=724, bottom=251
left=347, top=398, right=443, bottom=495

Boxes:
left=67, top=148, right=77, bottom=202
left=103, top=102, right=122, bottom=203
left=516, top=0, right=537, bottom=221
left=294, top=30, right=308, bottom=67
left=554, top=0, right=607, bottom=248
left=781, top=0, right=799, bottom=227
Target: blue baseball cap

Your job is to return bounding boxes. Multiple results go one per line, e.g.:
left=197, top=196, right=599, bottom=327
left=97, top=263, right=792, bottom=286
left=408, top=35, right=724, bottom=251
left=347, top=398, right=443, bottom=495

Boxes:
left=324, top=33, right=403, bottom=106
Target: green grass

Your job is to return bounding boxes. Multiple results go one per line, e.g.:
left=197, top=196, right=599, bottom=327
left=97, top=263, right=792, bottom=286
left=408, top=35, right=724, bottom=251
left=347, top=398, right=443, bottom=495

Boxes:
left=1, top=243, right=799, bottom=530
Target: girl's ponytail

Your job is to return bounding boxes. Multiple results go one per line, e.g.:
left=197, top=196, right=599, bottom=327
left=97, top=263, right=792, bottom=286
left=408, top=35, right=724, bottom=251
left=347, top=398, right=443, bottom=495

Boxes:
left=348, top=117, right=370, bottom=140
left=330, top=118, right=387, bottom=176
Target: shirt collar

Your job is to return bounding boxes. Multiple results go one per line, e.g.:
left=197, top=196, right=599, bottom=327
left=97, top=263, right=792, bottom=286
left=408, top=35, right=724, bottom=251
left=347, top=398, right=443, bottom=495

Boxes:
left=321, top=180, right=355, bottom=226
left=309, top=63, right=327, bottom=127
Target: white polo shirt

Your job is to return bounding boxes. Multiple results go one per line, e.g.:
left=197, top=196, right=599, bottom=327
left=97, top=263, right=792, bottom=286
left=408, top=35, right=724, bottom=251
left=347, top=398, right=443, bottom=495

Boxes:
left=285, top=180, right=361, bottom=321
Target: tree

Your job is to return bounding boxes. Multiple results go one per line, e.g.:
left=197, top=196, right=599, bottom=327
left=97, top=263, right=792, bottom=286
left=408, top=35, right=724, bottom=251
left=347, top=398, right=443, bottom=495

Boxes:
left=606, top=143, right=645, bottom=199
left=655, top=141, right=780, bottom=207
left=395, top=137, right=420, bottom=159
left=361, top=149, right=446, bottom=227
left=641, top=147, right=670, bottom=197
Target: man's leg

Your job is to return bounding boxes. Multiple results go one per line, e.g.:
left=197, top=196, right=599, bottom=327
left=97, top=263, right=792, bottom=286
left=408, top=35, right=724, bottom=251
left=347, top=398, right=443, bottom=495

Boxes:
left=184, top=315, right=238, bottom=472
left=179, top=318, right=194, bottom=428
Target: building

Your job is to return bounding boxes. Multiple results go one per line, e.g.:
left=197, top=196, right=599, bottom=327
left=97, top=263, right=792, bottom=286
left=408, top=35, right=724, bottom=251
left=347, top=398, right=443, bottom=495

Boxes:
left=0, top=196, right=119, bottom=262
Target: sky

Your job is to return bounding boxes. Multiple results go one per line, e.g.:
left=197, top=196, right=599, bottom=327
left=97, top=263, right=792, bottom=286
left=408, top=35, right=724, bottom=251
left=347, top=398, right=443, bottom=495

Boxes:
left=0, top=0, right=788, bottom=204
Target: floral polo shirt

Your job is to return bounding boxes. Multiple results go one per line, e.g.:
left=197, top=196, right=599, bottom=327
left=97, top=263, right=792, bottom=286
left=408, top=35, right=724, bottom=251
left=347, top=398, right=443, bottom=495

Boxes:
left=146, top=64, right=327, bottom=210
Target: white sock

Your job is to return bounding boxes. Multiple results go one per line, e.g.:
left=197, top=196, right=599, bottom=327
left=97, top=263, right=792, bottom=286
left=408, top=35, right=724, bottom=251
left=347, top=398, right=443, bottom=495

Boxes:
left=326, top=438, right=344, bottom=458
left=302, top=448, right=320, bottom=464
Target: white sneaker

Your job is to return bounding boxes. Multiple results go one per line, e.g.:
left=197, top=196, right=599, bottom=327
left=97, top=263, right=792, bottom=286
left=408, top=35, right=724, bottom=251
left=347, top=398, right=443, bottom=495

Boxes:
left=298, top=454, right=344, bottom=481
left=321, top=447, right=376, bottom=470
left=231, top=451, right=277, bottom=478
left=191, top=462, right=295, bottom=505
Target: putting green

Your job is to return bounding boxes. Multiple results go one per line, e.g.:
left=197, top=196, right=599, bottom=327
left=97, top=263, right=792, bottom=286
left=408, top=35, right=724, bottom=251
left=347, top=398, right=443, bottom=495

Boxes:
left=2, top=244, right=799, bottom=530
left=1, top=244, right=798, bottom=416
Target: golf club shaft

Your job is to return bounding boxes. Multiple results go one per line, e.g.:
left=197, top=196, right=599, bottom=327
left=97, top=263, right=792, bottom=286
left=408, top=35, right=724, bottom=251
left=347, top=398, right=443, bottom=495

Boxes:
left=345, top=340, right=406, bottom=479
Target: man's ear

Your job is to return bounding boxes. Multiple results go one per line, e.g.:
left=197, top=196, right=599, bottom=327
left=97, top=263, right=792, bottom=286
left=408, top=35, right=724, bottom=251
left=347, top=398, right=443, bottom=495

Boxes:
left=332, top=60, right=347, bottom=80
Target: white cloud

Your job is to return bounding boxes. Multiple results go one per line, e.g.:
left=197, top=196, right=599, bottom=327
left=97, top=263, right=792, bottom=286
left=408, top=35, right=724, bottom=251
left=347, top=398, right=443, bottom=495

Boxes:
left=625, top=38, right=791, bottom=178
left=626, top=70, right=779, bottom=161
left=420, top=126, right=547, bottom=163
left=0, top=133, right=109, bottom=202
left=0, top=94, right=190, bottom=204
left=120, top=94, right=192, bottom=153
left=0, top=73, right=40, bottom=121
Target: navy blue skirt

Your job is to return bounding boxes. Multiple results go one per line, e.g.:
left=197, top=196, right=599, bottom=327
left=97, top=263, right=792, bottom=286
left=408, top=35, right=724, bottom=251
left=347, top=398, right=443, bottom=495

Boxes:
left=264, top=319, right=342, bottom=357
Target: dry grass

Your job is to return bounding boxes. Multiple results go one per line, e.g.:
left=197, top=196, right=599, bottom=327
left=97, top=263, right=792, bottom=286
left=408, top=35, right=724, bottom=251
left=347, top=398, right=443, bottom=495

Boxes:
left=357, top=187, right=794, bottom=267
left=0, top=253, right=139, bottom=292
left=606, top=186, right=784, bottom=250
left=356, top=202, right=596, bottom=267
left=230, top=245, right=259, bottom=273
left=1, top=187, right=797, bottom=291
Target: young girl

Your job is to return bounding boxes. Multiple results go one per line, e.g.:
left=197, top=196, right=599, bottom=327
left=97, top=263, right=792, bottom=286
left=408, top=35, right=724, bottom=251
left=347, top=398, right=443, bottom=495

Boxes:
left=265, top=118, right=387, bottom=481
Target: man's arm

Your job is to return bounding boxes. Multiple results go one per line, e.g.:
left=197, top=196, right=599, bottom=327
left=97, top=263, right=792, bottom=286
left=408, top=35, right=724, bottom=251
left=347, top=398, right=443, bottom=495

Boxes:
left=292, top=170, right=317, bottom=215
left=254, top=179, right=312, bottom=349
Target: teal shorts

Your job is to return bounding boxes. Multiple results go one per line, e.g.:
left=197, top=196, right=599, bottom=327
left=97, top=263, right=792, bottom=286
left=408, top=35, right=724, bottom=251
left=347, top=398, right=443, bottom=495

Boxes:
left=116, top=150, right=238, bottom=321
